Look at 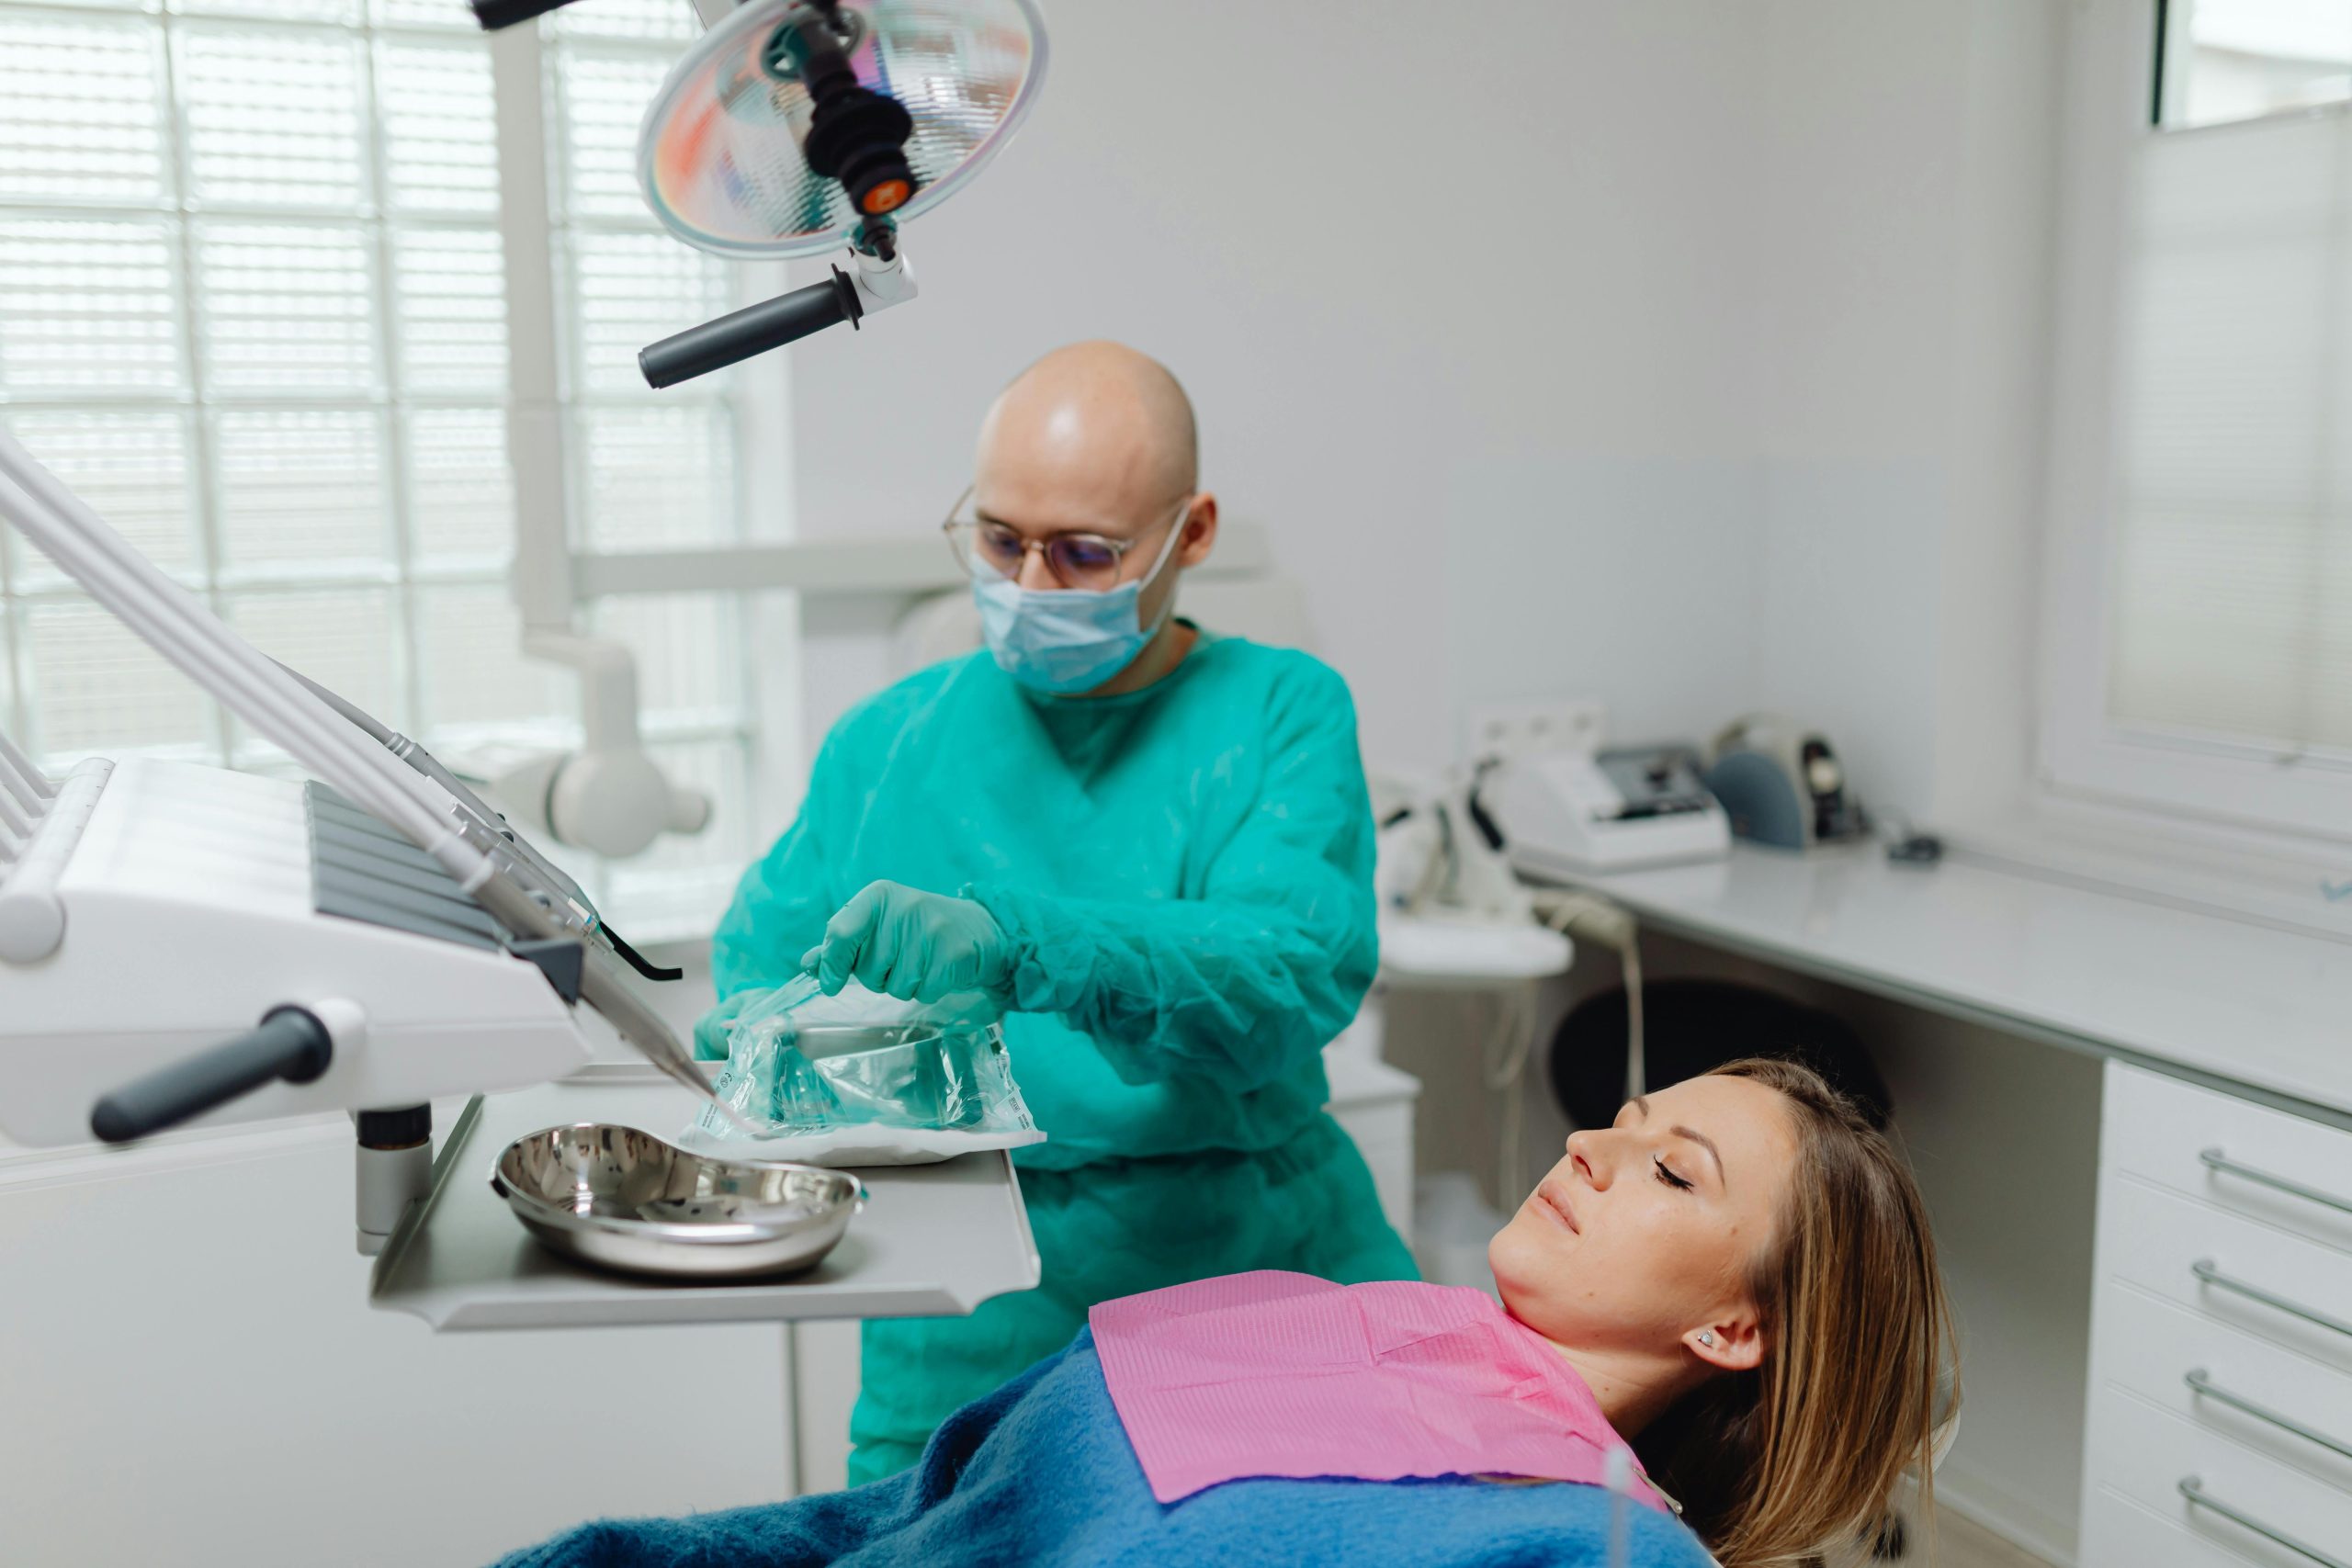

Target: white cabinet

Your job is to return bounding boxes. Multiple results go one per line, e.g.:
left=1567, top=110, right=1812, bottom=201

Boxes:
left=0, top=1122, right=793, bottom=1568
left=2079, top=1066, right=2352, bottom=1568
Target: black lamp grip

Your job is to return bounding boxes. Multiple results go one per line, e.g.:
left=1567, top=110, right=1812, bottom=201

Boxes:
left=469, top=0, right=578, bottom=30
left=639, top=270, right=862, bottom=389
left=90, top=1007, right=334, bottom=1145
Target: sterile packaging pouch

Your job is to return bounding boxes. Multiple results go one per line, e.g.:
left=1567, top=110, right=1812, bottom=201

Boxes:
left=681, top=976, right=1046, bottom=1167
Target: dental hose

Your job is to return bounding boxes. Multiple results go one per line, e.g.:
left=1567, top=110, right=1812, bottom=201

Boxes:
left=1604, top=1446, right=1633, bottom=1568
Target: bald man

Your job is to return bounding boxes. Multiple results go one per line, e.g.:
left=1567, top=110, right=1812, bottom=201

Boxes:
left=703, top=341, right=1416, bottom=1482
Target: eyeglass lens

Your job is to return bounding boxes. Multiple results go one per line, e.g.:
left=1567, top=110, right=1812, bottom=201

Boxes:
left=972, top=521, right=1125, bottom=589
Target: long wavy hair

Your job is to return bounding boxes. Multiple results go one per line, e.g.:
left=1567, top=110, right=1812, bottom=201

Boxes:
left=1630, top=1056, right=1956, bottom=1568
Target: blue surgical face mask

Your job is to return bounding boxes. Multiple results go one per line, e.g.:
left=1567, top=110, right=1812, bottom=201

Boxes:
left=972, top=506, right=1189, bottom=694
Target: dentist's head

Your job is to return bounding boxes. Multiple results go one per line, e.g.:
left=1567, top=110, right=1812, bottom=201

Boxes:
left=949, top=341, right=1219, bottom=696
left=1489, top=1057, right=1954, bottom=1568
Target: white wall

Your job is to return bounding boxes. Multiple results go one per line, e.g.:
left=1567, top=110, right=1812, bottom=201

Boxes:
left=1750, top=0, right=2062, bottom=822
left=776, top=0, right=2064, bottom=829
left=780, top=0, right=1775, bottom=767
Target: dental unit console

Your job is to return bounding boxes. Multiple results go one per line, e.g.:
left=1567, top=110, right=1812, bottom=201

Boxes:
left=0, top=0, right=1046, bottom=1267
left=0, top=416, right=741, bottom=1251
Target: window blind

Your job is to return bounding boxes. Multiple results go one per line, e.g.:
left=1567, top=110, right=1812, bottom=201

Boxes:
left=2109, top=107, right=2352, bottom=762
left=0, top=0, right=770, bottom=937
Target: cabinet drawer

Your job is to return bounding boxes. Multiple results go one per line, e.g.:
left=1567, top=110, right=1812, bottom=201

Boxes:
left=2095, top=1281, right=2352, bottom=1495
left=2082, top=1485, right=2307, bottom=1568
left=2088, top=1388, right=2352, bottom=1564
left=2102, top=1176, right=2352, bottom=1379
left=2105, top=1066, right=2352, bottom=1257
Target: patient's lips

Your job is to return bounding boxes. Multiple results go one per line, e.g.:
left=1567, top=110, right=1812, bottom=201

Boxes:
left=1534, top=1179, right=1581, bottom=1235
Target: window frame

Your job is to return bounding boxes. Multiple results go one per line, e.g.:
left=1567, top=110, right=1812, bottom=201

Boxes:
left=2039, top=0, right=2352, bottom=848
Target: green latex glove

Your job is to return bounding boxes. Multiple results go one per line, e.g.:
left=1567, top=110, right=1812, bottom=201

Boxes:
left=691, top=989, right=763, bottom=1061
left=800, top=880, right=1014, bottom=1003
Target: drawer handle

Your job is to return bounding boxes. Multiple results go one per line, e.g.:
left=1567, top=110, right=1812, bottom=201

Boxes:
left=2202, top=1149, right=2352, bottom=1220
left=2186, top=1369, right=2352, bottom=1461
left=2193, top=1259, right=2352, bottom=1341
left=2179, top=1477, right=2351, bottom=1568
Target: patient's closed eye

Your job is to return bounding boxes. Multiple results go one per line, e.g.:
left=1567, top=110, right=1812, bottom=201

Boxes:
left=1653, top=1156, right=1693, bottom=1191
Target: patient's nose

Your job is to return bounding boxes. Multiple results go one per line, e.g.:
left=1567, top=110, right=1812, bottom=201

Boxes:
left=1565, top=1128, right=1612, bottom=1189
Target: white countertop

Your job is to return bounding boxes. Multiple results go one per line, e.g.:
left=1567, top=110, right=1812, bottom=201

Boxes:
left=1566, top=844, right=2352, bottom=1126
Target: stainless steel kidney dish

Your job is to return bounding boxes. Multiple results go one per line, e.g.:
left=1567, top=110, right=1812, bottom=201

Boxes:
left=491, top=1122, right=862, bottom=1280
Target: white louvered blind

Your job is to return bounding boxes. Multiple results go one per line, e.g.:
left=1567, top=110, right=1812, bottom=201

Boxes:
left=2109, top=105, right=2352, bottom=768
left=0, top=0, right=773, bottom=935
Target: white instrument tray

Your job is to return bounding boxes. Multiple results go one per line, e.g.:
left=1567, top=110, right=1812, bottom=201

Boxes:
left=368, top=1064, right=1040, bottom=1331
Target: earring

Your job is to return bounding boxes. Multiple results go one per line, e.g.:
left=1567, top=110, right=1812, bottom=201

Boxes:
left=1697, top=1331, right=1717, bottom=1348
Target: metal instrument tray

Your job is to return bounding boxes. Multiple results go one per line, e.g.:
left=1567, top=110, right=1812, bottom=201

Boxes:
left=368, top=1064, right=1039, bottom=1331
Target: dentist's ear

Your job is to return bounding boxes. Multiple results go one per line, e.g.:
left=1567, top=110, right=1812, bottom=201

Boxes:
left=1176, top=491, right=1218, bottom=568
left=1687, top=1311, right=1764, bottom=1373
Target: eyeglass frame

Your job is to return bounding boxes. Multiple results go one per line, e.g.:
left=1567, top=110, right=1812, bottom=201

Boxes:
left=940, top=484, right=1195, bottom=591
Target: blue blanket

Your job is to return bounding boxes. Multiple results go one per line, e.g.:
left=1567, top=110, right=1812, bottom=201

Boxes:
left=495, top=1330, right=1716, bottom=1568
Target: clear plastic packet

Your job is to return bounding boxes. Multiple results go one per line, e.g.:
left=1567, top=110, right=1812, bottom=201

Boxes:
left=680, top=976, right=1046, bottom=1167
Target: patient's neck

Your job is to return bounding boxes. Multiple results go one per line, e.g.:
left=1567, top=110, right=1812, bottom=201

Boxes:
left=1541, top=1341, right=1699, bottom=1438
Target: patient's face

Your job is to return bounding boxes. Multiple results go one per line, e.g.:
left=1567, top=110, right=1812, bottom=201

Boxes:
left=1488, top=1073, right=1798, bottom=1357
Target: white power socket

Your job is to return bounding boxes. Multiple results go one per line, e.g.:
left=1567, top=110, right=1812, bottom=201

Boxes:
left=1464, top=699, right=1607, bottom=763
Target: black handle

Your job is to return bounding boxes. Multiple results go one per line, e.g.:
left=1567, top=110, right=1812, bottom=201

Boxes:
left=639, top=270, right=862, bottom=389
left=90, top=1007, right=334, bottom=1144
left=469, top=0, right=578, bottom=29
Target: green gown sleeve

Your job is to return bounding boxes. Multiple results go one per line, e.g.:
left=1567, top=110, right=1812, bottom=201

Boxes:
left=965, top=661, right=1378, bottom=1093
left=710, top=725, right=846, bottom=1000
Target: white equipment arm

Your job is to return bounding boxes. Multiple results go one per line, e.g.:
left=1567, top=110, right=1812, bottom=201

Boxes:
left=0, top=427, right=720, bottom=1116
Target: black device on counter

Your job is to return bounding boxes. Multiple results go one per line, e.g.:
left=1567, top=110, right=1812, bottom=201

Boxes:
left=1703, top=716, right=1866, bottom=850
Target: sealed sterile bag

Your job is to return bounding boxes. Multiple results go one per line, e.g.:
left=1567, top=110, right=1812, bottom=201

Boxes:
left=680, top=976, right=1046, bottom=1166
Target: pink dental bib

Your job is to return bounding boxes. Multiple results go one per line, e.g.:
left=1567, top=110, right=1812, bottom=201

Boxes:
left=1090, top=1270, right=1669, bottom=1510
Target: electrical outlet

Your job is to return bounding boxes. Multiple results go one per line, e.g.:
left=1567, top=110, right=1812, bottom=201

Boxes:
left=1464, top=700, right=1606, bottom=762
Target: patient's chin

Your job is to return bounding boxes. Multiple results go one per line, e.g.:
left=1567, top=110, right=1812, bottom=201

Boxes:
left=1486, top=1219, right=1544, bottom=1300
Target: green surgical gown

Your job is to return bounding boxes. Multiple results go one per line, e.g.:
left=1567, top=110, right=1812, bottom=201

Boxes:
left=710, top=629, right=1416, bottom=1480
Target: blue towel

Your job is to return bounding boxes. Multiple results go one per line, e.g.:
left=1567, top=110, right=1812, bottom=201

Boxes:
left=494, top=1329, right=1716, bottom=1568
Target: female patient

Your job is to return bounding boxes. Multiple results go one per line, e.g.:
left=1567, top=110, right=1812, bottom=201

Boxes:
left=502, top=1059, right=1953, bottom=1568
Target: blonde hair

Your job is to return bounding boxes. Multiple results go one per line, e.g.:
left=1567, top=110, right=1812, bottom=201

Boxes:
left=1631, top=1057, right=1956, bottom=1568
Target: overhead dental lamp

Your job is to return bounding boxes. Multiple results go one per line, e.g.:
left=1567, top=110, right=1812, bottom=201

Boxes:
left=471, top=0, right=1046, bottom=387
left=463, top=0, right=1047, bottom=860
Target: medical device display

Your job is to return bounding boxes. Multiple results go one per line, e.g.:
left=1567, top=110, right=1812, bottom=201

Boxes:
left=1484, top=742, right=1732, bottom=875
left=490, top=1123, right=865, bottom=1279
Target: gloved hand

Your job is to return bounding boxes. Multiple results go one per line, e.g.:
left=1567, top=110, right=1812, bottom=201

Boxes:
left=691, top=990, right=763, bottom=1061
left=800, top=880, right=1014, bottom=1003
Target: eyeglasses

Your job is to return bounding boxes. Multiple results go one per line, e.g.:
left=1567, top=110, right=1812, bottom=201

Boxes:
left=941, top=486, right=1189, bottom=592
